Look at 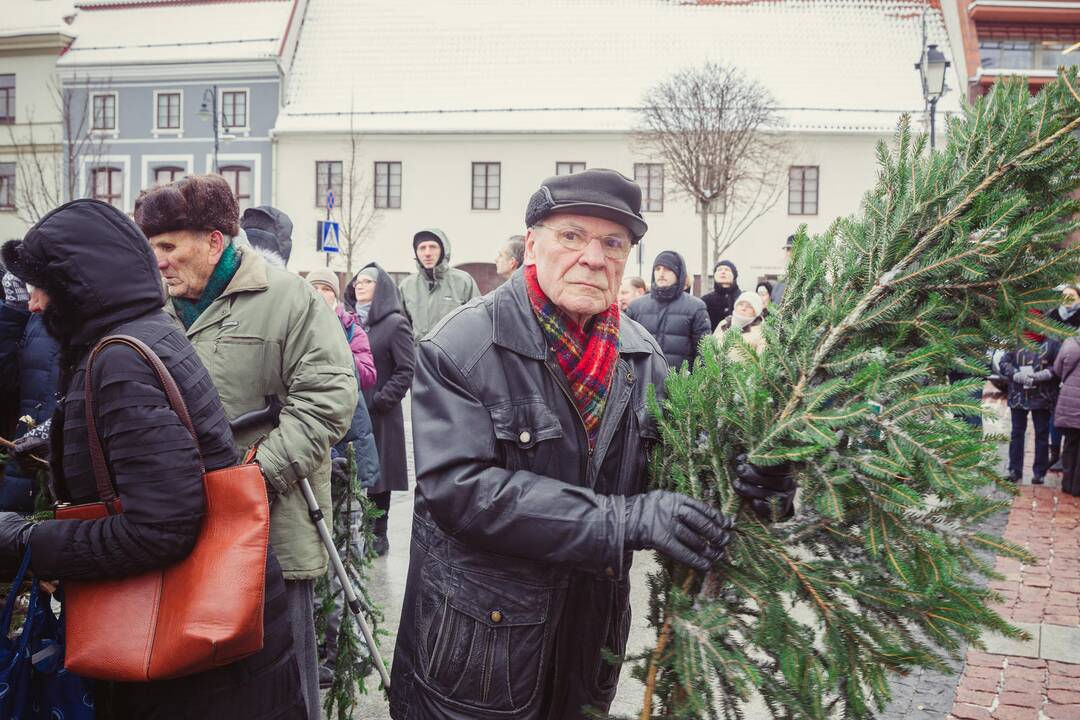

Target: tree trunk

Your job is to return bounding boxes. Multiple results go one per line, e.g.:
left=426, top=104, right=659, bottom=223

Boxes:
left=699, top=207, right=710, bottom=296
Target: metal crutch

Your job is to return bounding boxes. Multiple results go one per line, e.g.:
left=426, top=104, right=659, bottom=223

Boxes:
left=231, top=398, right=392, bottom=689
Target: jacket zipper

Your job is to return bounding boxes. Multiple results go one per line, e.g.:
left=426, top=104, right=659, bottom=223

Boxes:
left=545, top=359, right=592, bottom=484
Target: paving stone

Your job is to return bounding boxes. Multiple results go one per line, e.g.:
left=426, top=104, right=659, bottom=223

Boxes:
left=1048, top=661, right=1080, bottom=678
left=1008, top=655, right=1047, bottom=668
left=991, top=705, right=1040, bottom=720
left=1044, top=705, right=1080, bottom=720
left=997, top=691, right=1043, bottom=708
left=1041, top=625, right=1080, bottom=664
left=1050, top=689, right=1080, bottom=705
left=951, top=704, right=994, bottom=720
left=982, top=623, right=1042, bottom=658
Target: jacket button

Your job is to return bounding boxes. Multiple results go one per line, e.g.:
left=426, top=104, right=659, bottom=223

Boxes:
left=605, top=567, right=615, bottom=578
left=490, top=610, right=503, bottom=624
left=518, top=430, right=531, bottom=444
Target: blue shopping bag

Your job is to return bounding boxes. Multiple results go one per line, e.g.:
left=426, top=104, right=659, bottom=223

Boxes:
left=0, top=551, right=38, bottom=719
left=29, top=585, right=94, bottom=720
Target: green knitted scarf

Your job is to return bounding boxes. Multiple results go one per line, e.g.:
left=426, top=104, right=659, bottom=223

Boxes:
left=172, top=243, right=241, bottom=329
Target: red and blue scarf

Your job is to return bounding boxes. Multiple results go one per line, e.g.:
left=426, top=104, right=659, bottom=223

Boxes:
left=524, top=264, right=620, bottom=448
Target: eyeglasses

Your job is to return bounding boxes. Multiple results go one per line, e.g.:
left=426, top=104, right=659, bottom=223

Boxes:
left=534, top=223, right=632, bottom=260
left=354, top=278, right=375, bottom=287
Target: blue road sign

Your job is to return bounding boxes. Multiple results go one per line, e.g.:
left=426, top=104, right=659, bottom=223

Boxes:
left=326, top=190, right=335, bottom=210
left=322, top=221, right=340, bottom=253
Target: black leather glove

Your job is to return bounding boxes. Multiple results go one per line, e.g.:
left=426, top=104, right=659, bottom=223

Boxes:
left=733, top=454, right=797, bottom=521
left=0, top=512, right=35, bottom=563
left=330, top=456, right=349, bottom=488
left=625, top=491, right=734, bottom=571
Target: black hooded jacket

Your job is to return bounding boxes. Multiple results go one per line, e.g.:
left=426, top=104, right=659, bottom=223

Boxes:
left=1, top=200, right=303, bottom=720
left=625, top=251, right=711, bottom=371
left=345, top=263, right=415, bottom=494
left=241, top=205, right=293, bottom=267
left=701, top=260, right=741, bottom=331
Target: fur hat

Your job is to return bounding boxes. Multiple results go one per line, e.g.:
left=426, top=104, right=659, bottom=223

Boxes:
left=134, top=174, right=240, bottom=239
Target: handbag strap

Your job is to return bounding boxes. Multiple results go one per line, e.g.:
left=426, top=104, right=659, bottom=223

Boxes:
left=0, top=550, right=33, bottom=638
left=84, top=334, right=205, bottom=504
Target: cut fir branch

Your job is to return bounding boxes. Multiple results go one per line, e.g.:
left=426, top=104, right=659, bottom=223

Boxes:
left=636, top=72, right=1080, bottom=719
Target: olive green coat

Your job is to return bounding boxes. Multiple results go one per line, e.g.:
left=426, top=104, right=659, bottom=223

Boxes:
left=398, top=229, right=480, bottom=340
left=165, top=246, right=358, bottom=579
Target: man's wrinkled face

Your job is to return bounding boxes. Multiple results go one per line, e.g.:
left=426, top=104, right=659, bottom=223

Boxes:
left=525, top=213, right=630, bottom=326
left=653, top=265, right=677, bottom=288
left=416, top=239, right=442, bottom=269
left=149, top=229, right=225, bottom=300
left=714, top=265, right=734, bottom=286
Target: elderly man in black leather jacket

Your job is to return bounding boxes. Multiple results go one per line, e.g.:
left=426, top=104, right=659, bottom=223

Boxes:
left=389, top=169, right=796, bottom=720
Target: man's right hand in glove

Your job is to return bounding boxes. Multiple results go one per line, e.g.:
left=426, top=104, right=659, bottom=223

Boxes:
left=625, top=490, right=734, bottom=571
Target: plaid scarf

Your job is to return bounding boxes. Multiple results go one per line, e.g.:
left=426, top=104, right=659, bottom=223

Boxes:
left=524, top=264, right=620, bottom=448
left=172, top=243, right=241, bottom=329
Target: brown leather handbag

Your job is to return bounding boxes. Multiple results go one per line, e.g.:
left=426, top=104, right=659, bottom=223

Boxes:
left=55, top=335, right=269, bottom=682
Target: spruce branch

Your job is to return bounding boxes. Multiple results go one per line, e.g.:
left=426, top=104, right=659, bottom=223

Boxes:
left=637, top=71, right=1080, bottom=718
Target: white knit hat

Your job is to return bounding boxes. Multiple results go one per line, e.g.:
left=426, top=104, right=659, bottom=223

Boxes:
left=734, top=290, right=764, bottom=319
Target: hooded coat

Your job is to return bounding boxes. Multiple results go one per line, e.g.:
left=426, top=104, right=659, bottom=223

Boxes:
left=626, top=251, right=711, bottom=371
left=345, top=263, right=415, bottom=494
left=1, top=199, right=303, bottom=719
left=0, top=303, right=60, bottom=510
left=1054, top=337, right=1080, bottom=430
left=398, top=228, right=481, bottom=340
left=240, top=206, right=293, bottom=268
left=700, top=260, right=741, bottom=331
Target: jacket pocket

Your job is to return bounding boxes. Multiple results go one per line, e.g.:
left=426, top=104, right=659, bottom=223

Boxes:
left=417, top=561, right=555, bottom=713
left=212, top=335, right=278, bottom=413
left=489, top=399, right=564, bottom=473
left=615, top=403, right=660, bottom=495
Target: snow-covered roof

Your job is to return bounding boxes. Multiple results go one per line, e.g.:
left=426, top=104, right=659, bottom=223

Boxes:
left=0, top=0, right=76, bottom=39
left=56, top=0, right=293, bottom=67
left=278, top=0, right=962, bottom=135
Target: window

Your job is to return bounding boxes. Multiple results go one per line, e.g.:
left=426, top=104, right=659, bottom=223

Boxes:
left=788, top=166, right=819, bottom=215
left=153, top=166, right=186, bottom=185
left=155, top=92, right=181, bottom=130
left=219, top=165, right=252, bottom=211
left=0, top=163, right=14, bottom=209
left=374, top=161, right=401, bottom=209
left=634, top=163, right=664, bottom=212
left=471, top=162, right=500, bottom=210
left=315, top=161, right=342, bottom=207
left=0, top=76, right=13, bottom=125
left=91, top=166, right=123, bottom=207
left=556, top=161, right=586, bottom=176
left=91, top=93, right=117, bottom=131
left=221, top=90, right=248, bottom=129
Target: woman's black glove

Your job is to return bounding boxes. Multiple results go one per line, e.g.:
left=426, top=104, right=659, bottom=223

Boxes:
left=733, top=454, right=797, bottom=521
left=625, top=491, right=734, bottom=571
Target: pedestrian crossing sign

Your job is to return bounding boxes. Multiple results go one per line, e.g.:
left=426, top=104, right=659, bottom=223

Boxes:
left=318, top=220, right=340, bottom=253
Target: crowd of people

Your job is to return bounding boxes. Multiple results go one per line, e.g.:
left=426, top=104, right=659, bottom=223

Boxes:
left=0, top=163, right=1065, bottom=720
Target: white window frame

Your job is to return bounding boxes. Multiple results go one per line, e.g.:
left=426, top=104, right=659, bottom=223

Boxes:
left=152, top=89, right=183, bottom=136
left=219, top=87, right=250, bottom=135
left=206, top=152, right=262, bottom=207
left=555, top=161, right=586, bottom=176
left=80, top=155, right=132, bottom=211
left=471, top=161, right=501, bottom=211
left=141, top=154, right=194, bottom=190
left=89, top=91, right=119, bottom=137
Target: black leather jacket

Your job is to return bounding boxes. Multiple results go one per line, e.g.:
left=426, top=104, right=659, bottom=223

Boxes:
left=389, top=270, right=668, bottom=720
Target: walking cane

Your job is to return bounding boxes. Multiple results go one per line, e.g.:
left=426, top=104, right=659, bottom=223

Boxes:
left=230, top=398, right=392, bottom=690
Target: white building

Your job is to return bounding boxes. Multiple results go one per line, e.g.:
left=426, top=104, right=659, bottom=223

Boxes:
left=274, top=0, right=963, bottom=289
left=0, top=1, right=75, bottom=241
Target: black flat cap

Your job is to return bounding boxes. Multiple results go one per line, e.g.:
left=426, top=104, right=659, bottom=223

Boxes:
left=525, top=168, right=648, bottom=241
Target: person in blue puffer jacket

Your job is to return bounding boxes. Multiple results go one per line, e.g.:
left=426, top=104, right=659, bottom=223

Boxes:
left=0, top=271, right=60, bottom=511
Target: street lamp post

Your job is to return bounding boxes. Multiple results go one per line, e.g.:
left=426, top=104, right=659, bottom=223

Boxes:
left=914, top=43, right=951, bottom=149
left=196, top=86, right=219, bottom=172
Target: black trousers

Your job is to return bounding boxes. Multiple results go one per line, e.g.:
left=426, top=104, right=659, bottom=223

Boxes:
left=1010, top=408, right=1051, bottom=478
left=370, top=490, right=391, bottom=536
left=1060, top=428, right=1080, bottom=496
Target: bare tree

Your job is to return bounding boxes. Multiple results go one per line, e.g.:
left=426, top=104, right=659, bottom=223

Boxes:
left=635, top=62, right=788, bottom=292
left=330, top=109, right=378, bottom=278
left=6, top=75, right=109, bottom=224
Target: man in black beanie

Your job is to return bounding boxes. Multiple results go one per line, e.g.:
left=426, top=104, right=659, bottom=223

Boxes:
left=701, top=258, right=741, bottom=331
left=626, top=250, right=711, bottom=370
left=398, top=228, right=480, bottom=340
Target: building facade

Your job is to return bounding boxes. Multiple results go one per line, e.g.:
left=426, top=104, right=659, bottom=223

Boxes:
left=55, top=0, right=295, bottom=215
left=0, top=1, right=75, bottom=241
left=273, top=0, right=962, bottom=290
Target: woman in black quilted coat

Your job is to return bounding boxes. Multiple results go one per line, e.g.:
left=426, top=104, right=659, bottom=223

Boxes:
left=0, top=199, right=305, bottom=720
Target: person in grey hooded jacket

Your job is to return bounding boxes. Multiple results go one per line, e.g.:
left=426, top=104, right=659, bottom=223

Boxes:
left=626, top=250, right=711, bottom=370
left=398, top=228, right=480, bottom=340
